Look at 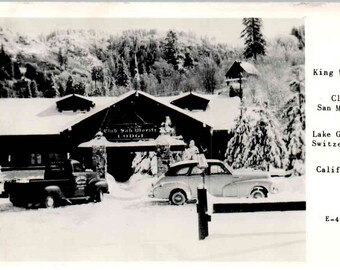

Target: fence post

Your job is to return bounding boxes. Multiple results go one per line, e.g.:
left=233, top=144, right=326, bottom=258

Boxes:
left=197, top=187, right=211, bottom=240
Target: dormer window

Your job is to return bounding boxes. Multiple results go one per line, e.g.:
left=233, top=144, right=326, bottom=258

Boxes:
left=56, top=94, right=95, bottom=112
left=171, top=92, right=210, bottom=111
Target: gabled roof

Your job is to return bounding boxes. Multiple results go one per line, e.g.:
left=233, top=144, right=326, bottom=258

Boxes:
left=0, top=90, right=240, bottom=136
left=56, top=94, right=95, bottom=112
left=170, top=92, right=210, bottom=111
left=225, top=61, right=260, bottom=79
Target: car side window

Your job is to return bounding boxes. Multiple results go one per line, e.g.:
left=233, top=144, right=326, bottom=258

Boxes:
left=190, top=166, right=203, bottom=175
left=175, top=166, right=190, bottom=176
left=210, top=164, right=230, bottom=175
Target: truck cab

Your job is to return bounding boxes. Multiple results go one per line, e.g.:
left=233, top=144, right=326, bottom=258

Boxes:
left=4, top=159, right=109, bottom=208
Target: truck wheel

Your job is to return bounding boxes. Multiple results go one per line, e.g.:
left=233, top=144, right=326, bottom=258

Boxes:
left=95, top=189, right=103, bottom=203
left=44, top=194, right=56, bottom=208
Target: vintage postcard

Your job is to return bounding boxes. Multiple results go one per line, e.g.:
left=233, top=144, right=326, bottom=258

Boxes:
left=0, top=2, right=336, bottom=268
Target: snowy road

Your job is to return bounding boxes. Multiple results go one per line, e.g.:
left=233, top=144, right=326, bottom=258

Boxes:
left=0, top=193, right=305, bottom=261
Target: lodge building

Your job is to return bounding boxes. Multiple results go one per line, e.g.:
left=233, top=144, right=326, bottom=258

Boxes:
left=0, top=90, right=240, bottom=181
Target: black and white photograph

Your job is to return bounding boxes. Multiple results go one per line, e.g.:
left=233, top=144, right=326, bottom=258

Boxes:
left=0, top=10, right=305, bottom=262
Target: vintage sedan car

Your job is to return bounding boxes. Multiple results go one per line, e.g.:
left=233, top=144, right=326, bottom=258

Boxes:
left=149, top=159, right=279, bottom=205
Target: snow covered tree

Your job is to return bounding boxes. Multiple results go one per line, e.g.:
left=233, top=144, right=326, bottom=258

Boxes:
left=225, top=102, right=288, bottom=170
left=282, top=65, right=305, bottom=174
left=241, top=18, right=266, bottom=60
left=291, top=25, right=305, bottom=50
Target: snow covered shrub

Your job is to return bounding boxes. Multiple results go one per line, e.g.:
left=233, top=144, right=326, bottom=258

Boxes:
left=225, top=102, right=288, bottom=170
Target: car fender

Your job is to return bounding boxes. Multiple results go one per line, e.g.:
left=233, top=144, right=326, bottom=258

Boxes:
left=222, top=178, right=273, bottom=197
left=44, top=185, right=64, bottom=199
left=94, top=180, right=109, bottom=193
left=153, top=181, right=192, bottom=200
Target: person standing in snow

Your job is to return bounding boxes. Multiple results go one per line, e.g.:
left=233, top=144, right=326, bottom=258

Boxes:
left=183, top=140, right=199, bottom=160
left=149, top=152, right=158, bottom=176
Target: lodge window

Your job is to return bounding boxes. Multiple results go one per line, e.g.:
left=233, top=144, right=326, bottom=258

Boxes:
left=48, top=153, right=63, bottom=161
left=30, top=153, right=42, bottom=165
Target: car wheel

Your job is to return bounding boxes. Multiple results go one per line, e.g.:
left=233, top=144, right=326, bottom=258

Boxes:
left=170, top=190, right=187, bottom=205
left=95, top=189, right=103, bottom=203
left=44, top=194, right=56, bottom=208
left=250, top=188, right=267, bottom=199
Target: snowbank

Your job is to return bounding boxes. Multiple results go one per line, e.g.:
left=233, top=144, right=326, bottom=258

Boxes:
left=105, top=173, right=157, bottom=201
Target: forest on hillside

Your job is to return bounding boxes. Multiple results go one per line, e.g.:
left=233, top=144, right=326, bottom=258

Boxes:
left=0, top=23, right=304, bottom=105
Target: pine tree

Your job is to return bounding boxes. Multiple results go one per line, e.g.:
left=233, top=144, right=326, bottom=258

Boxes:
left=291, top=25, right=305, bottom=50
left=25, top=63, right=37, bottom=80
left=65, top=76, right=74, bottom=95
left=197, top=57, right=220, bottom=94
left=15, top=78, right=31, bottom=98
left=241, top=18, right=266, bottom=60
left=115, top=58, right=131, bottom=88
left=0, top=44, right=13, bottom=78
left=43, top=72, right=58, bottom=98
left=226, top=102, right=288, bottom=170
left=91, top=66, right=104, bottom=90
left=224, top=104, right=252, bottom=169
left=13, top=62, right=21, bottom=80
left=74, top=81, right=86, bottom=96
left=30, top=80, right=38, bottom=97
left=57, top=47, right=68, bottom=70
left=282, top=66, right=305, bottom=174
left=183, top=52, right=194, bottom=69
left=57, top=48, right=64, bottom=69
left=163, top=30, right=180, bottom=70
left=281, top=94, right=305, bottom=174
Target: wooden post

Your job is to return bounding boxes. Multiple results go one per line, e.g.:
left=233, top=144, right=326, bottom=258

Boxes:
left=197, top=187, right=211, bottom=240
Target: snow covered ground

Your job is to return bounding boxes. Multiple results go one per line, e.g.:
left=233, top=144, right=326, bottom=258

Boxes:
left=0, top=175, right=305, bottom=261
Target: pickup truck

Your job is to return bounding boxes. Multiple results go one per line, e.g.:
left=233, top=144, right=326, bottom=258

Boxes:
left=4, top=159, right=109, bottom=208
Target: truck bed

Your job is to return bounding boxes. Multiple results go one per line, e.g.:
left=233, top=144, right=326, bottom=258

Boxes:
left=5, top=179, right=70, bottom=206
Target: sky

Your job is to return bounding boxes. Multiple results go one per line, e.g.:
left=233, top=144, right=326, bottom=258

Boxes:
left=0, top=18, right=304, bottom=45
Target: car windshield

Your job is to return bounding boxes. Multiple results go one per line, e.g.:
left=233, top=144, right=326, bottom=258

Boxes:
left=73, top=163, right=84, bottom=172
left=222, top=162, right=233, bottom=174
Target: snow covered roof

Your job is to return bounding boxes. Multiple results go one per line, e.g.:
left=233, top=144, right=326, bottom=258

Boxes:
left=159, top=93, right=241, bottom=131
left=225, top=61, right=260, bottom=79
left=0, top=90, right=240, bottom=136
left=0, top=96, right=117, bottom=136
left=239, top=61, right=260, bottom=76
left=79, top=135, right=186, bottom=148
